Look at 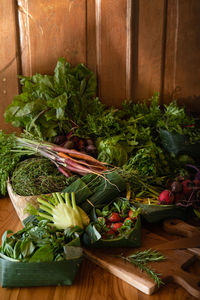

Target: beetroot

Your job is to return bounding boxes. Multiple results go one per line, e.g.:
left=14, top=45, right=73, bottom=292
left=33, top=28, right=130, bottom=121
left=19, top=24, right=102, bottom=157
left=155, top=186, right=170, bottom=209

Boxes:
left=182, top=179, right=193, bottom=195
left=171, top=181, right=183, bottom=193
left=158, top=190, right=174, bottom=205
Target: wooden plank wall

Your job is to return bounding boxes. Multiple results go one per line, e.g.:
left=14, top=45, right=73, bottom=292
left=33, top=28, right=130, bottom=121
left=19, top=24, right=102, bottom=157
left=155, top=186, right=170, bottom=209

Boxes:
left=1, top=0, right=200, bottom=131
left=0, top=0, right=20, bottom=133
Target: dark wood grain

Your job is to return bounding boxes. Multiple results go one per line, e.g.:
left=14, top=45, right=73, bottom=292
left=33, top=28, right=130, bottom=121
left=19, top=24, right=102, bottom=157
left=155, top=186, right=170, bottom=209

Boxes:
left=164, top=0, right=200, bottom=112
left=133, top=0, right=167, bottom=103
left=18, top=0, right=87, bottom=76
left=95, top=0, right=129, bottom=106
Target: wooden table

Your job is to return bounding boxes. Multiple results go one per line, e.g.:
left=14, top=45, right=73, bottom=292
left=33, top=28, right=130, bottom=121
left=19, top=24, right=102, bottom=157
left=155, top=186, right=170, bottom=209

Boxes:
left=0, top=196, right=199, bottom=300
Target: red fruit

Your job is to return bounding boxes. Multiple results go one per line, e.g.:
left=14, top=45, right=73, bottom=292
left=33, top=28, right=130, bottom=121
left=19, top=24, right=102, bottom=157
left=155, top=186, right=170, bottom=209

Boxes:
left=108, top=212, right=121, bottom=223
left=182, top=180, right=193, bottom=195
left=124, top=217, right=133, bottom=224
left=111, top=222, right=123, bottom=232
left=128, top=210, right=137, bottom=219
left=158, top=190, right=174, bottom=205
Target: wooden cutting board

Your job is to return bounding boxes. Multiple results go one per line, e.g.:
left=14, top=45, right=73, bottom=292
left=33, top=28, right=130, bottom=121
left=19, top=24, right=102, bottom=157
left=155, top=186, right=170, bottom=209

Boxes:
left=163, top=219, right=200, bottom=255
left=84, top=228, right=200, bottom=298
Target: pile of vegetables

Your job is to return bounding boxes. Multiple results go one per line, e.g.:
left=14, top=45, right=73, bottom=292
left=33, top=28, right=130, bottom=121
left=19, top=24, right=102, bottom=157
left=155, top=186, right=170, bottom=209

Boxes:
left=13, top=135, right=107, bottom=178
left=158, top=164, right=200, bottom=210
left=3, top=57, right=200, bottom=290
left=0, top=215, right=83, bottom=288
left=94, top=199, right=141, bottom=240
left=1, top=57, right=200, bottom=215
left=0, top=219, right=82, bottom=263
left=83, top=198, right=142, bottom=248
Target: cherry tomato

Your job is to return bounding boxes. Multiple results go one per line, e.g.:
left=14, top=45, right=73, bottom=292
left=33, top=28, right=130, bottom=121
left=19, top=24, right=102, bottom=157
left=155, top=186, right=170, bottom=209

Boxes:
left=108, top=212, right=121, bottom=223
left=111, top=222, right=123, bottom=232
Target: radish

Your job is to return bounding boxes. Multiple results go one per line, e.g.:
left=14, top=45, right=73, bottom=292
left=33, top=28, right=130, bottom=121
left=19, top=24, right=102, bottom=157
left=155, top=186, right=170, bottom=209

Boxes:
left=158, top=190, right=174, bottom=205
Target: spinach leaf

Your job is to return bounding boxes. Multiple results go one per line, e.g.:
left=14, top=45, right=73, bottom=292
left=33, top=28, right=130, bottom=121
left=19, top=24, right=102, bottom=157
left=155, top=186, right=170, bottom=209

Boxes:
left=29, top=244, right=54, bottom=263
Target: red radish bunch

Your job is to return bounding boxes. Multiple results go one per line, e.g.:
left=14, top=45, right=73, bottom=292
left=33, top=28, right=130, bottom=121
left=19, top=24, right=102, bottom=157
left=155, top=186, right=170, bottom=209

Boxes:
left=158, top=190, right=174, bottom=205
left=158, top=168, right=200, bottom=208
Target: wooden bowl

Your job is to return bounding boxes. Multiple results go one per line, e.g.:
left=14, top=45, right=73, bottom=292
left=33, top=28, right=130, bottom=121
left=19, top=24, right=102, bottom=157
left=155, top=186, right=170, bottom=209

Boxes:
left=7, top=180, right=39, bottom=222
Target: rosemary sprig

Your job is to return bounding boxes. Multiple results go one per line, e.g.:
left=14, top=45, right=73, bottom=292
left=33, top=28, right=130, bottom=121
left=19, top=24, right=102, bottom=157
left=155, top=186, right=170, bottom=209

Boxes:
left=119, top=249, right=166, bottom=287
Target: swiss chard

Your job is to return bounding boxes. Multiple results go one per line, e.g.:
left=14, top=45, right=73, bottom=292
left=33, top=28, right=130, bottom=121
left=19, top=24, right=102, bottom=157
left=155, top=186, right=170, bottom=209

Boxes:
left=4, top=58, right=97, bottom=141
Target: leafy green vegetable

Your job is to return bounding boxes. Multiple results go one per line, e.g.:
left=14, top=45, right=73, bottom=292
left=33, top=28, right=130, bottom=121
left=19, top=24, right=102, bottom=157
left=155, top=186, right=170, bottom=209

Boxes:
left=158, top=101, right=200, bottom=144
left=97, top=136, right=129, bottom=166
left=0, top=219, right=82, bottom=262
left=0, top=131, right=21, bottom=196
left=124, top=142, right=171, bottom=177
left=4, top=58, right=97, bottom=141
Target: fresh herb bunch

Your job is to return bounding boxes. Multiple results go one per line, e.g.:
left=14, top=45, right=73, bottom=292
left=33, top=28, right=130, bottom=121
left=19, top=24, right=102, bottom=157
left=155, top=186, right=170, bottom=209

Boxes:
left=11, top=157, right=76, bottom=196
left=0, top=219, right=83, bottom=262
left=119, top=249, right=165, bottom=286
left=158, top=101, right=200, bottom=144
left=4, top=58, right=98, bottom=141
left=124, top=143, right=171, bottom=178
left=0, top=131, right=22, bottom=196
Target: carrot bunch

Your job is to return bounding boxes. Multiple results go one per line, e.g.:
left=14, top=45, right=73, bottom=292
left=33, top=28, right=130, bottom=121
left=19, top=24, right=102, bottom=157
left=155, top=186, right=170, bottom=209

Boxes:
left=14, top=137, right=107, bottom=178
